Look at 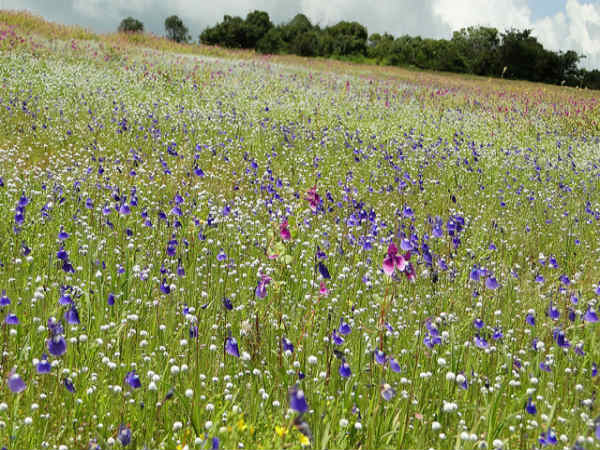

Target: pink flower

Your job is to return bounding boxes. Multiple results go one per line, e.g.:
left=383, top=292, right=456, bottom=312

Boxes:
left=305, top=186, right=321, bottom=212
left=319, top=281, right=329, bottom=296
left=280, top=220, right=291, bottom=241
left=382, top=242, right=413, bottom=280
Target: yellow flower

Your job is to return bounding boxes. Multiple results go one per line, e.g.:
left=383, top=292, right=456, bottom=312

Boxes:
left=275, top=425, right=288, bottom=438
left=298, top=433, right=310, bottom=447
left=237, top=418, right=247, bottom=431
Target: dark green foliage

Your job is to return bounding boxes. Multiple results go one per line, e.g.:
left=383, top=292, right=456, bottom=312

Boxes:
left=118, top=17, right=144, bottom=33
left=197, top=11, right=596, bottom=89
left=165, top=15, right=189, bottom=43
left=199, top=11, right=272, bottom=49
left=325, top=21, right=368, bottom=56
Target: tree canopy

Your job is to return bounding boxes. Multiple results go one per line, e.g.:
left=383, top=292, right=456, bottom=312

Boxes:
left=165, top=15, right=189, bottom=43
left=118, top=17, right=144, bottom=33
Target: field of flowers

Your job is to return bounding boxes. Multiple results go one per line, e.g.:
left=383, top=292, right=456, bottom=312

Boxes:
left=2, top=10, right=600, bottom=450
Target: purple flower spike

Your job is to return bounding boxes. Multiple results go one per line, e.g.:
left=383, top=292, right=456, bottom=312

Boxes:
left=7, top=372, right=26, bottom=393
left=225, top=337, right=240, bottom=357
left=526, top=396, right=537, bottom=415
left=288, top=385, right=308, bottom=414
left=107, top=293, right=115, bottom=306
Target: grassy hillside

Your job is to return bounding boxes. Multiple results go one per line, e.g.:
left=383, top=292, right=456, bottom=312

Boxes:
left=0, top=10, right=600, bottom=450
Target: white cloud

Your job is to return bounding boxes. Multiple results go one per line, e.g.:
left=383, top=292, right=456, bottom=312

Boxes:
left=432, top=0, right=600, bottom=69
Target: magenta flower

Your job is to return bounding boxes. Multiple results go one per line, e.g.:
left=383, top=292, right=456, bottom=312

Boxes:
left=382, top=242, right=408, bottom=276
left=305, top=185, right=321, bottom=212
left=280, top=220, right=291, bottom=241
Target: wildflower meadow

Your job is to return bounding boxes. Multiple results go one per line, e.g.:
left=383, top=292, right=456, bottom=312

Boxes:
left=1, top=10, right=600, bottom=450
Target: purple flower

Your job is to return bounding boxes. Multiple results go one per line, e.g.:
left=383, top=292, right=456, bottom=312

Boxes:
left=339, top=360, right=351, bottom=378
left=5, top=313, right=18, bottom=325
left=0, top=290, right=11, bottom=306
left=107, top=293, right=115, bottom=306
left=47, top=334, right=67, bottom=357
left=288, top=385, right=308, bottom=414
left=282, top=337, right=294, bottom=353
left=380, top=383, right=396, bottom=401
left=338, top=318, right=351, bottom=336
left=331, top=329, right=344, bottom=346
left=125, top=370, right=141, bottom=389
left=225, top=336, right=240, bottom=358
left=255, top=274, right=272, bottom=299
left=317, top=262, right=331, bottom=279
left=474, top=334, right=488, bottom=349
left=374, top=349, right=386, bottom=365
left=547, top=302, right=559, bottom=320
left=189, top=325, right=198, bottom=339
left=216, top=249, right=227, bottom=261
left=160, top=278, right=170, bottom=295
left=584, top=307, right=599, bottom=323
left=212, top=437, right=220, bottom=450
left=58, top=227, right=69, bottom=240
left=65, top=305, right=80, bottom=325
left=63, top=377, right=75, bottom=393
left=525, top=396, right=537, bottom=415
left=118, top=424, right=132, bottom=446
left=473, top=318, right=484, bottom=329
left=526, top=313, right=535, bottom=326
left=389, top=358, right=402, bottom=373
left=7, top=372, right=26, bottom=393
left=485, top=276, right=499, bottom=290
left=37, top=354, right=51, bottom=374
left=593, top=363, right=598, bottom=377
left=539, top=428, right=557, bottom=446
left=222, top=296, right=233, bottom=310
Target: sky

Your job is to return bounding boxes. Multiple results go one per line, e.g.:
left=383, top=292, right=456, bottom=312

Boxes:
left=2, top=0, right=600, bottom=69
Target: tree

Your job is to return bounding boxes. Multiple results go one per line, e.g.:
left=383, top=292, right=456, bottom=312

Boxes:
left=451, top=26, right=500, bottom=75
left=165, top=15, right=189, bottom=43
left=256, top=28, right=284, bottom=54
left=118, top=17, right=144, bottom=33
left=245, top=10, right=273, bottom=48
left=326, top=21, right=368, bottom=56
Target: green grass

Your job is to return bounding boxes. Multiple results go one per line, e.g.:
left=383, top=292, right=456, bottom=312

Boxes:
left=0, top=9, right=600, bottom=450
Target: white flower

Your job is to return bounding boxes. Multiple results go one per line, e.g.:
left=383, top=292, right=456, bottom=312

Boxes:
left=431, top=421, right=441, bottom=430
left=173, top=421, right=183, bottom=431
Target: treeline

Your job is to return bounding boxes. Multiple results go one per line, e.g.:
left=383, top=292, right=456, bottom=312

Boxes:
left=120, top=12, right=600, bottom=89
